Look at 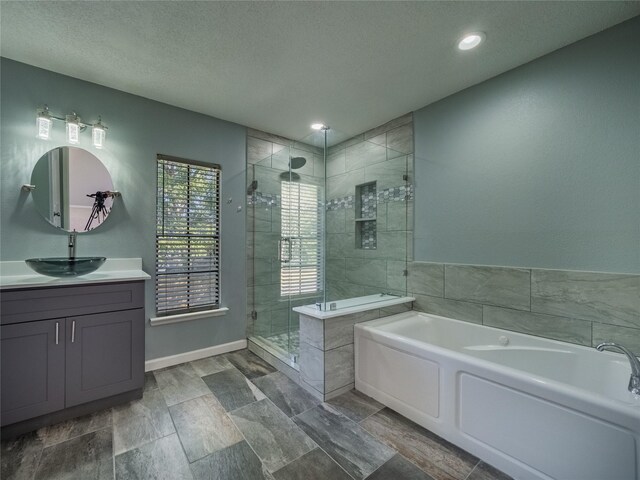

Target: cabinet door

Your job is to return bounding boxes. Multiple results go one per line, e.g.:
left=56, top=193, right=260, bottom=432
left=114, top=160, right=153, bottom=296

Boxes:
left=65, top=309, right=144, bottom=407
left=1, top=319, right=65, bottom=426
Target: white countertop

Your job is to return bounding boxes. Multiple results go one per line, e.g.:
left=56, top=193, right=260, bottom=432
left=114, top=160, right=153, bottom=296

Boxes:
left=0, top=258, right=151, bottom=289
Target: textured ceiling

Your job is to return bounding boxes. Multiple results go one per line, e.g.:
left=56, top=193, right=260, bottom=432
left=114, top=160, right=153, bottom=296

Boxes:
left=1, top=1, right=639, bottom=144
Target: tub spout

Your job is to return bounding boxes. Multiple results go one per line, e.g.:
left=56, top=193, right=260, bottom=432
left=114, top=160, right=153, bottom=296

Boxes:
left=596, top=342, right=640, bottom=395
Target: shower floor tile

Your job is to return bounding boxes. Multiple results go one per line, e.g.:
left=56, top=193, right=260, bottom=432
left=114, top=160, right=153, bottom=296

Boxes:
left=264, top=331, right=300, bottom=358
left=1, top=350, right=513, bottom=480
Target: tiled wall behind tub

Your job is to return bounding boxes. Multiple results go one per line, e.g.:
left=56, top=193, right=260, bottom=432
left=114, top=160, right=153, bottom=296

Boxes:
left=246, top=128, right=324, bottom=338
left=408, top=262, right=640, bottom=353
left=325, top=113, right=414, bottom=302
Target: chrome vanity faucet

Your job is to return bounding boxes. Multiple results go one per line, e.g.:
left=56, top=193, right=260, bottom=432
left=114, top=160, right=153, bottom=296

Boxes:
left=68, top=230, right=77, bottom=259
left=596, top=342, right=640, bottom=395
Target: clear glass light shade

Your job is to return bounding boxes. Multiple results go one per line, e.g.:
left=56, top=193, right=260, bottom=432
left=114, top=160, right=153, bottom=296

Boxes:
left=66, top=115, right=80, bottom=144
left=92, top=123, right=106, bottom=149
left=36, top=114, right=52, bottom=140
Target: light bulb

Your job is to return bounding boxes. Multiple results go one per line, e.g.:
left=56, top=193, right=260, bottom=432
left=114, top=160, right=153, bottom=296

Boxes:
left=36, top=107, right=52, bottom=140
left=458, top=32, right=485, bottom=51
left=92, top=118, right=106, bottom=149
left=311, top=123, right=326, bottom=130
left=66, top=114, right=80, bottom=144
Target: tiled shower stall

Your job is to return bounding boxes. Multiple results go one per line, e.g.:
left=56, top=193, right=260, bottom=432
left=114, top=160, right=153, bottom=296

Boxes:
left=246, top=114, right=414, bottom=368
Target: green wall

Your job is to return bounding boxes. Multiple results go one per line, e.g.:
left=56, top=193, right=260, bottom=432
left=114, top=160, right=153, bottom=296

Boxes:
left=414, top=16, right=640, bottom=273
left=0, top=58, right=248, bottom=360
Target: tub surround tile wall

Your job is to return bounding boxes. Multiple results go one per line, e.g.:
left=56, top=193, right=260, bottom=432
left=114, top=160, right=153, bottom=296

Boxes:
left=444, top=265, right=530, bottom=311
left=410, top=262, right=640, bottom=353
left=530, top=270, right=640, bottom=328
left=413, top=294, right=484, bottom=325
left=482, top=306, right=593, bottom=346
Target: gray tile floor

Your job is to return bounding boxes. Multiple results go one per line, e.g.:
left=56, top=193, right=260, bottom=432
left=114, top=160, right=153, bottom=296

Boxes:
left=1, top=349, right=512, bottom=480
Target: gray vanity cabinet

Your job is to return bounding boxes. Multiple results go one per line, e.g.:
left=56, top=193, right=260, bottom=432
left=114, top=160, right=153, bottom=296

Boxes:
left=0, top=281, right=145, bottom=430
left=1, top=319, right=66, bottom=425
left=66, top=309, right=144, bottom=407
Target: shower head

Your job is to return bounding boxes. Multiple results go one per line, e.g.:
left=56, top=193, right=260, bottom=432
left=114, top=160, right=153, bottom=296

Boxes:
left=279, top=171, right=301, bottom=181
left=289, top=157, right=306, bottom=169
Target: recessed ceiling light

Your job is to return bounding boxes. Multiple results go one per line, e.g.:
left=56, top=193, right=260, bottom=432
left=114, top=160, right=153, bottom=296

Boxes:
left=458, top=32, right=485, bottom=51
left=311, top=123, right=327, bottom=130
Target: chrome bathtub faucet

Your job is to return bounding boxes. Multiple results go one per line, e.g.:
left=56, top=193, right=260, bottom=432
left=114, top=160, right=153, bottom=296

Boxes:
left=596, top=342, right=640, bottom=395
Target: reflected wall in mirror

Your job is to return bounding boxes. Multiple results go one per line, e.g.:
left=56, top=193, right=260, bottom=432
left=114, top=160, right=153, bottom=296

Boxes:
left=31, top=147, right=115, bottom=232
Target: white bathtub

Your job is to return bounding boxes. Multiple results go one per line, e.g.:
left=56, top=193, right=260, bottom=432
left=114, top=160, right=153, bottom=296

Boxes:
left=355, top=311, right=640, bottom=480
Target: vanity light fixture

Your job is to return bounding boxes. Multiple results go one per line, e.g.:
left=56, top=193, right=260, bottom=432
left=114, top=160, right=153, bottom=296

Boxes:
left=35, top=105, right=108, bottom=148
left=36, top=106, right=52, bottom=140
left=66, top=113, right=80, bottom=144
left=92, top=117, right=106, bottom=149
left=457, top=32, right=485, bottom=51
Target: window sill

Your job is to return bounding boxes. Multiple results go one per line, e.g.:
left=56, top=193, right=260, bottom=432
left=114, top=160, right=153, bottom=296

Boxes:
left=149, top=307, right=229, bottom=326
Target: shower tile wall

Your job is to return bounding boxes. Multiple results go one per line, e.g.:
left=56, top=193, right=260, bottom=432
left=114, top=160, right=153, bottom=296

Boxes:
left=408, top=262, right=640, bottom=353
left=246, top=129, right=324, bottom=339
left=325, top=113, right=413, bottom=301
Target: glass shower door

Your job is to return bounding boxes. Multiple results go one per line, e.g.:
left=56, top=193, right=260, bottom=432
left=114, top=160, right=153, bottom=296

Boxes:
left=247, top=150, right=295, bottom=363
left=247, top=130, right=326, bottom=367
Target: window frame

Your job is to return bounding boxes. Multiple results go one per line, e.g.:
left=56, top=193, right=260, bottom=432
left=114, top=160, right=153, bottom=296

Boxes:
left=155, top=154, right=222, bottom=317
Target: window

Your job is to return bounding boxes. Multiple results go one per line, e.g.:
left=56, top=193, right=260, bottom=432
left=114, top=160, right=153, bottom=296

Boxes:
left=156, top=155, right=221, bottom=316
left=280, top=181, right=322, bottom=296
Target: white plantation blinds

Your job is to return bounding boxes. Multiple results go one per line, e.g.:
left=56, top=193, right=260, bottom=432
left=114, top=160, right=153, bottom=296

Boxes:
left=156, top=156, right=221, bottom=316
left=280, top=181, right=322, bottom=296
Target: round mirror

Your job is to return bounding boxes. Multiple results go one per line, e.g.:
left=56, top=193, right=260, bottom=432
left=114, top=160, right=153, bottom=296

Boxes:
left=30, top=147, right=115, bottom=232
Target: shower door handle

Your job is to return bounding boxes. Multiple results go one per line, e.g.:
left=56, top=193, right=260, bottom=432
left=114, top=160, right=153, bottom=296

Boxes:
left=278, top=237, right=292, bottom=263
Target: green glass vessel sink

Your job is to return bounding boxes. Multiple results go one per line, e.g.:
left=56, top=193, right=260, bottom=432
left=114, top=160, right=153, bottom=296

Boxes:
left=25, top=257, right=107, bottom=277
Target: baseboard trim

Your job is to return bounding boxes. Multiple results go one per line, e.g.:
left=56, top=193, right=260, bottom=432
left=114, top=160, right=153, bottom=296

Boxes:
left=145, top=339, right=247, bottom=372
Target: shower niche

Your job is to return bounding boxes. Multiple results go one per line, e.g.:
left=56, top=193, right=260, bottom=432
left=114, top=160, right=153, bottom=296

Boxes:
left=355, top=181, right=377, bottom=250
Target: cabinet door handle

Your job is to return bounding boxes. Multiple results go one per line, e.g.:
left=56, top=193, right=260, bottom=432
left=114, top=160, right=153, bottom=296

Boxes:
left=55, top=322, right=59, bottom=345
left=71, top=320, right=76, bottom=343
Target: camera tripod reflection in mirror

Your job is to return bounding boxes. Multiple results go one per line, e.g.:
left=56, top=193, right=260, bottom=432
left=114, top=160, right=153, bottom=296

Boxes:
left=85, top=191, right=116, bottom=231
